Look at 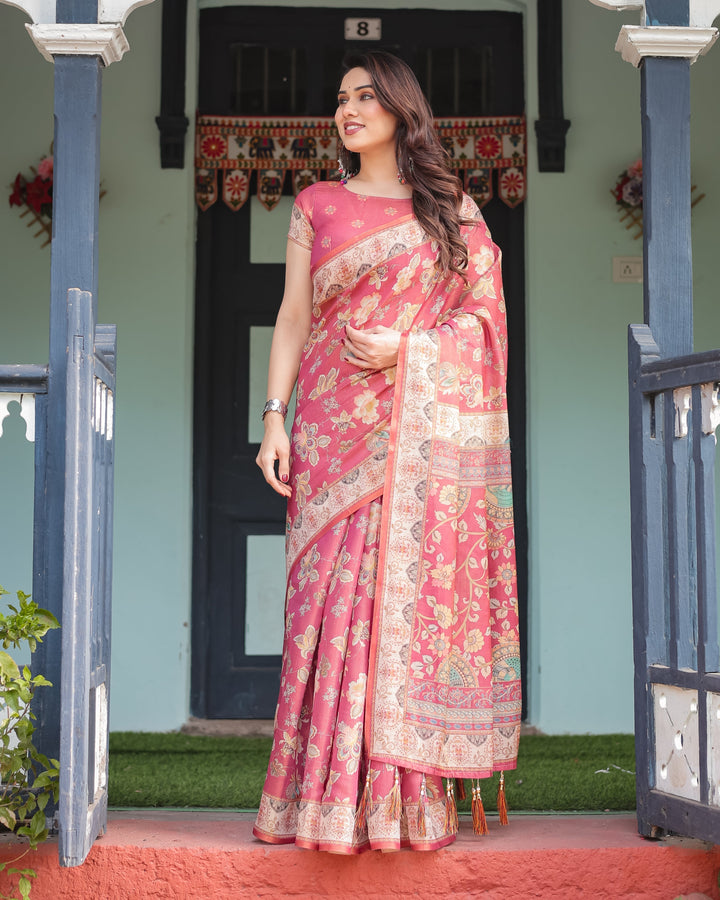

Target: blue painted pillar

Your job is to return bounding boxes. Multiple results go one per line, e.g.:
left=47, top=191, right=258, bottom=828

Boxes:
left=57, top=0, right=99, bottom=23
left=641, top=58, right=693, bottom=357
left=640, top=1, right=693, bottom=358
left=34, top=53, right=103, bottom=772
left=644, top=0, right=689, bottom=27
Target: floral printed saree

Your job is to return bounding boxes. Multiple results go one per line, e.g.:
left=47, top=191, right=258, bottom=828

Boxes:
left=253, top=181, right=520, bottom=853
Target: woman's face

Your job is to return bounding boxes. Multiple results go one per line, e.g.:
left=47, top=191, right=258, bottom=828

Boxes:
left=336, top=67, right=398, bottom=157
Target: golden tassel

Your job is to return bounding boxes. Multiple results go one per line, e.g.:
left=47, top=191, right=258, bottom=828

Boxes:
left=386, top=766, right=402, bottom=821
left=354, top=769, right=372, bottom=832
left=417, top=773, right=427, bottom=837
left=444, top=779, right=458, bottom=835
left=497, top=771, right=509, bottom=826
left=455, top=778, right=466, bottom=802
left=471, top=780, right=489, bottom=836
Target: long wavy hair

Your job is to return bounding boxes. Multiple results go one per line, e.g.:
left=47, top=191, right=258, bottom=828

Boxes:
left=337, top=50, right=469, bottom=278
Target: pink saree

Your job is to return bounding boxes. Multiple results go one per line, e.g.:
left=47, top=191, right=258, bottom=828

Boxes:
left=253, top=181, right=520, bottom=853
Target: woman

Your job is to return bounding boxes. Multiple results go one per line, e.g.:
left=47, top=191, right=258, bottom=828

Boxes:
left=254, top=51, right=520, bottom=853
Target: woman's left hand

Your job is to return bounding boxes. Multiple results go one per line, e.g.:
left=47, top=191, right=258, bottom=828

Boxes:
left=344, top=324, right=401, bottom=371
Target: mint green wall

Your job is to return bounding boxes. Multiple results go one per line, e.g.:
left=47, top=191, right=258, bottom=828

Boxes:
left=528, top=3, right=641, bottom=733
left=0, top=0, right=718, bottom=733
left=98, top=9, right=196, bottom=730
left=0, top=3, right=196, bottom=728
left=0, top=7, right=53, bottom=672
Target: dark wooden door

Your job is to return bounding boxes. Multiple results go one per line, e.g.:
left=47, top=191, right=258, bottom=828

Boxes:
left=192, top=6, right=526, bottom=718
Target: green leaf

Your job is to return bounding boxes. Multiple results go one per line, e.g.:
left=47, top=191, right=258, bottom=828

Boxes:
left=3, top=690, right=20, bottom=713
left=0, top=652, right=20, bottom=682
left=0, top=807, right=16, bottom=829
left=30, top=809, right=45, bottom=833
left=18, top=874, right=33, bottom=900
left=35, top=610, right=60, bottom=630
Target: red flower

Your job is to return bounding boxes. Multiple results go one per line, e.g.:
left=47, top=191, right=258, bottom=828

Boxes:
left=476, top=135, right=502, bottom=159
left=500, top=169, right=525, bottom=198
left=225, top=171, right=248, bottom=200
left=201, top=135, right=227, bottom=160
left=37, top=156, right=53, bottom=181
left=25, top=175, right=52, bottom=215
left=9, top=174, right=25, bottom=208
left=613, top=175, right=630, bottom=204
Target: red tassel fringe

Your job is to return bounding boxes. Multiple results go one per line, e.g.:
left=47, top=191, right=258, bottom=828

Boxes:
left=417, top=773, right=427, bottom=836
left=386, top=767, right=402, bottom=821
left=472, top=780, right=489, bottom=836
left=497, top=771, right=509, bottom=826
left=444, top=780, right=459, bottom=835
left=354, top=769, right=372, bottom=832
left=455, top=778, right=466, bottom=802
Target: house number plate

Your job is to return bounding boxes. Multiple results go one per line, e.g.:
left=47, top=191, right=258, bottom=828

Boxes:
left=344, top=18, right=382, bottom=41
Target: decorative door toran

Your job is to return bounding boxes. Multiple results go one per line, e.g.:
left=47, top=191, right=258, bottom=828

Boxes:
left=194, top=115, right=527, bottom=213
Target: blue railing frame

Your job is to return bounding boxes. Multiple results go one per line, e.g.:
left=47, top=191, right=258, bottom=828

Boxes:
left=0, top=366, right=51, bottom=674
left=0, top=289, right=116, bottom=867
left=629, top=323, right=720, bottom=842
left=58, top=289, right=116, bottom=865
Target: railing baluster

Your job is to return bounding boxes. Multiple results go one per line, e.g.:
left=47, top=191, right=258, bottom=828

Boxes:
left=645, top=389, right=667, bottom=667
left=630, top=325, right=720, bottom=842
left=696, top=383, right=720, bottom=676
left=667, top=387, right=696, bottom=671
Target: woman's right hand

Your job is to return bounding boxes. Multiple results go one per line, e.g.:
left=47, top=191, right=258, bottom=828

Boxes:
left=256, top=415, right=292, bottom=498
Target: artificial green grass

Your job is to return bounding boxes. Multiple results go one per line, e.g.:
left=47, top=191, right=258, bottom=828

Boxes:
left=108, top=732, right=636, bottom=812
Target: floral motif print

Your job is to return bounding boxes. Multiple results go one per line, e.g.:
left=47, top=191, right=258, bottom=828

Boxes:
left=254, top=501, right=452, bottom=852
left=353, top=389, right=380, bottom=425
left=353, top=292, right=382, bottom=326
left=201, top=135, right=227, bottom=159
left=254, top=182, right=519, bottom=853
left=292, top=419, right=331, bottom=466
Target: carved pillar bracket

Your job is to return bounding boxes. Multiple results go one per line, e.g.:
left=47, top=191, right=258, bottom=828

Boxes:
left=0, top=0, right=155, bottom=24
left=536, top=0, right=571, bottom=172
left=156, top=0, right=189, bottom=169
left=617, top=25, right=718, bottom=65
left=26, top=23, right=129, bottom=64
left=0, top=0, right=157, bottom=61
left=589, top=0, right=720, bottom=60
left=534, top=118, right=571, bottom=173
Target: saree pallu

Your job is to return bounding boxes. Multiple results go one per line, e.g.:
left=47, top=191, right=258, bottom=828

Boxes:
left=253, top=182, right=520, bottom=853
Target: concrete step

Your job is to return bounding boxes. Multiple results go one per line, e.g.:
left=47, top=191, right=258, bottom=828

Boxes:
left=1, top=812, right=719, bottom=899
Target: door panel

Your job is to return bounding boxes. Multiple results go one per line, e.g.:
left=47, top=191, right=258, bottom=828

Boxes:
left=193, top=6, right=526, bottom=718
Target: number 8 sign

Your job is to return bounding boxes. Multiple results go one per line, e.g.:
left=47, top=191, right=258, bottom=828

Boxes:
left=344, top=18, right=382, bottom=40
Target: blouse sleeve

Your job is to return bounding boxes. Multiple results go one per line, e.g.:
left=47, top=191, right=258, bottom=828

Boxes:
left=288, top=189, right=315, bottom=250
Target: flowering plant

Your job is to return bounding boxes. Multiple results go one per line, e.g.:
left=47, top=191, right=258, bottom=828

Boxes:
left=8, top=155, right=53, bottom=247
left=9, top=156, right=53, bottom=218
left=612, top=158, right=643, bottom=210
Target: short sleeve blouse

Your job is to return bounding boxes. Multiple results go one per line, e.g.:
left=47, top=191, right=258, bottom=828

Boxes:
left=287, top=181, right=415, bottom=270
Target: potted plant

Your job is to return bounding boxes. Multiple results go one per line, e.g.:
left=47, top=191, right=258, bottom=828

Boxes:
left=0, top=586, right=59, bottom=899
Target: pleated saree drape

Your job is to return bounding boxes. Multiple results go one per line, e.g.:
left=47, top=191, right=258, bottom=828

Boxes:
left=253, top=181, right=520, bottom=853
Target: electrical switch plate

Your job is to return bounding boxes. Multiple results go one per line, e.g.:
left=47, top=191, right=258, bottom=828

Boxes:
left=613, top=256, right=643, bottom=283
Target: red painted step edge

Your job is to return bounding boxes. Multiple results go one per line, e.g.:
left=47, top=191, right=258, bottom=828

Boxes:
left=1, top=813, right=719, bottom=899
